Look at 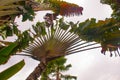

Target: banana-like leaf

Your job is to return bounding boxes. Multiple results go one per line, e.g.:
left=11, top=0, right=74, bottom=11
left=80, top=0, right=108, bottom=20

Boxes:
left=75, top=18, right=120, bottom=55
left=101, top=0, right=120, bottom=20
left=0, top=60, right=25, bottom=80
left=34, top=0, right=83, bottom=16
left=0, top=0, right=24, bottom=6
left=0, top=43, right=18, bottom=64
left=47, top=0, right=83, bottom=16
left=0, top=10, right=20, bottom=17
left=0, top=5, right=22, bottom=10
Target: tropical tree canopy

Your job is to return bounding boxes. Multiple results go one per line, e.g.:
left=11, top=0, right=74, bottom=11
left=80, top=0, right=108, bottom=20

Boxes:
left=101, top=0, right=120, bottom=20
left=41, top=57, right=77, bottom=80
left=25, top=18, right=100, bottom=80
left=0, top=0, right=119, bottom=79
left=0, top=0, right=83, bottom=79
left=0, top=0, right=83, bottom=64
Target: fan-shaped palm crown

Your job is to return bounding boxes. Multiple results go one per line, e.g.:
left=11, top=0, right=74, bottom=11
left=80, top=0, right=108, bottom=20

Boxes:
left=24, top=19, right=99, bottom=80
left=23, top=19, right=99, bottom=62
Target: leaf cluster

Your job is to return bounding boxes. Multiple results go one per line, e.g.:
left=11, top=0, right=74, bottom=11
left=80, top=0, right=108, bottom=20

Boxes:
left=41, top=57, right=77, bottom=80
left=57, top=18, right=120, bottom=54
left=0, top=60, right=25, bottom=80
left=73, top=18, right=120, bottom=55
left=101, top=0, right=120, bottom=21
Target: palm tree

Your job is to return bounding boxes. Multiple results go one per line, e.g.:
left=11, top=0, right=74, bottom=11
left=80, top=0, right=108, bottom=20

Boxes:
left=0, top=0, right=119, bottom=80
left=0, top=0, right=83, bottom=79
left=40, top=57, right=77, bottom=80
left=22, top=19, right=100, bottom=80
left=0, top=0, right=83, bottom=64
left=24, top=17, right=120, bottom=79
left=0, top=0, right=83, bottom=58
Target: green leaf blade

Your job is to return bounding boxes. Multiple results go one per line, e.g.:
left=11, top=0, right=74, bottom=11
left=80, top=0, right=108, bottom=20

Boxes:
left=0, top=60, right=25, bottom=80
left=0, top=43, right=18, bottom=64
left=0, top=43, right=18, bottom=56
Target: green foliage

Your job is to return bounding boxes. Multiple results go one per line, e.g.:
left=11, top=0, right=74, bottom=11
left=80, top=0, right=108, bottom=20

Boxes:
left=16, top=30, right=34, bottom=52
left=32, top=22, right=46, bottom=36
left=76, top=18, right=98, bottom=41
left=69, top=18, right=120, bottom=45
left=0, top=60, right=25, bottom=80
left=101, top=0, right=120, bottom=21
left=58, top=18, right=70, bottom=30
left=61, top=75, right=77, bottom=80
left=0, top=0, right=35, bottom=22
left=71, top=18, right=120, bottom=54
left=41, top=57, right=77, bottom=80
left=22, top=5, right=35, bottom=22
left=0, top=0, right=120, bottom=79
left=0, top=0, right=35, bottom=40
left=48, top=0, right=83, bottom=16
left=0, top=23, right=20, bottom=39
left=0, top=43, right=18, bottom=56
left=28, top=18, right=119, bottom=56
left=0, top=43, right=18, bottom=64
left=0, top=28, right=34, bottom=65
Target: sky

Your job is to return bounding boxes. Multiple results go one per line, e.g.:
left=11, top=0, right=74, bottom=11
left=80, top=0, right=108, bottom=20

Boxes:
left=1, top=0, right=120, bottom=80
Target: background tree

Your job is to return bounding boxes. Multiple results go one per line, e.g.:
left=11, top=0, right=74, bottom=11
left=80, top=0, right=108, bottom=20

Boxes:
left=40, top=57, right=77, bottom=80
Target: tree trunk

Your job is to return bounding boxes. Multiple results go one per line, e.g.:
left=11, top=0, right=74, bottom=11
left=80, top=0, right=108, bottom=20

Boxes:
left=26, top=61, right=46, bottom=80
left=56, top=67, right=61, bottom=80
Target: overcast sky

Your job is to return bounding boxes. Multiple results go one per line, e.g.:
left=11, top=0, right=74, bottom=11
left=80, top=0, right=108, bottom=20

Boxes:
left=1, top=0, right=120, bottom=80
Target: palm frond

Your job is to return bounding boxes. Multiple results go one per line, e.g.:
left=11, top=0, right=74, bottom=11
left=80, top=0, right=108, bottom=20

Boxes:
left=0, top=0, right=24, bottom=6
left=101, top=0, right=120, bottom=20
left=0, top=10, right=20, bottom=17
left=33, top=0, right=83, bottom=16
left=23, top=19, right=103, bottom=80
left=75, top=18, right=120, bottom=56
left=23, top=21, right=99, bottom=61
left=48, top=0, right=83, bottom=16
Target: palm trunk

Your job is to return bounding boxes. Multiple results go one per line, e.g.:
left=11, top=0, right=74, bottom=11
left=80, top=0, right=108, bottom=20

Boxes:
left=56, top=67, right=61, bottom=80
left=26, top=61, right=46, bottom=80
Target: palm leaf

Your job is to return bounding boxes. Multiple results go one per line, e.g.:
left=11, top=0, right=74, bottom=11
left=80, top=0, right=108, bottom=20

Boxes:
left=101, top=0, right=120, bottom=20
left=0, top=60, right=25, bottom=80
left=23, top=21, right=99, bottom=61
left=0, top=43, right=18, bottom=64
left=34, top=0, right=83, bottom=16
left=75, top=18, right=120, bottom=56
left=0, top=10, right=20, bottom=17
left=0, top=0, right=24, bottom=6
left=61, top=74, right=77, bottom=80
left=0, top=5, right=21, bottom=10
left=23, top=19, right=99, bottom=80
